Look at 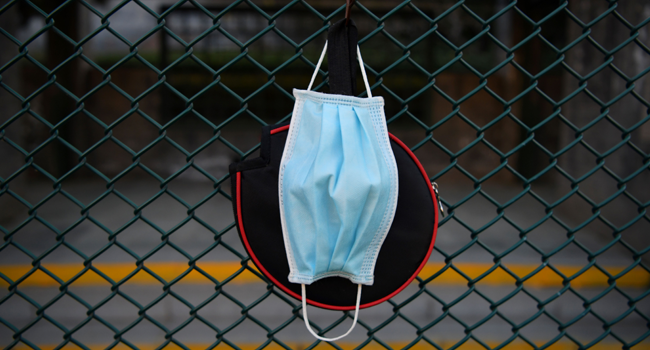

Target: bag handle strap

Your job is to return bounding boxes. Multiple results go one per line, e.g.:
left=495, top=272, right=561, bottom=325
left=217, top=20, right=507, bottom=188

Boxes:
left=307, top=19, right=372, bottom=97
left=327, top=19, right=357, bottom=95
left=307, top=41, right=372, bottom=98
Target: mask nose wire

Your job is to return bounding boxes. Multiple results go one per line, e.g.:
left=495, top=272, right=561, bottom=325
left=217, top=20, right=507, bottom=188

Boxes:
left=307, top=41, right=372, bottom=98
left=301, top=283, right=362, bottom=342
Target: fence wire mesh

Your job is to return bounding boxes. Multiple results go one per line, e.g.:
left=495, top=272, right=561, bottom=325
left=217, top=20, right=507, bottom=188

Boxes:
left=0, top=0, right=649, bottom=349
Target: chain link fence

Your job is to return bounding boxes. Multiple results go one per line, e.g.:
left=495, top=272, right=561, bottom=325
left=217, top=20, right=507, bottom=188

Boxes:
left=1, top=0, right=649, bottom=349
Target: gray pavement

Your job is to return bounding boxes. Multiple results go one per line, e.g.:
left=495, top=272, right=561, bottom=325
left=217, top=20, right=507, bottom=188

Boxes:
left=0, top=179, right=648, bottom=346
left=1, top=283, right=648, bottom=345
left=0, top=179, right=639, bottom=266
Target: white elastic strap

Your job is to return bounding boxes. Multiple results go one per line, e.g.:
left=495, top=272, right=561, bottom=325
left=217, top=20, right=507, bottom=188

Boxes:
left=357, top=45, right=372, bottom=98
left=307, top=41, right=329, bottom=91
left=302, top=283, right=362, bottom=342
left=307, top=42, right=373, bottom=98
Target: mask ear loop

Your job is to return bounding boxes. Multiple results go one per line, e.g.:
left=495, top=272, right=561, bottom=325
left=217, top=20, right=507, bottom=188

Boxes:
left=307, top=41, right=373, bottom=98
left=307, top=41, right=328, bottom=92
left=357, top=45, right=372, bottom=98
left=301, top=283, right=362, bottom=342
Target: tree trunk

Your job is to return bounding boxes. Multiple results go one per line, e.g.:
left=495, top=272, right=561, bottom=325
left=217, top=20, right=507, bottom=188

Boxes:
left=0, top=3, right=24, bottom=224
left=561, top=1, right=650, bottom=253
left=43, top=0, right=81, bottom=178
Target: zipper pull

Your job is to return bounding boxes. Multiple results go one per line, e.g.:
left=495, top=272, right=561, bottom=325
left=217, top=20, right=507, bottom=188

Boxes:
left=432, top=182, right=445, bottom=218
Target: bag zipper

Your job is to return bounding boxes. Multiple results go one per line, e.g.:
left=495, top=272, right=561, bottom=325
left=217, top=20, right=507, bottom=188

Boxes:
left=432, top=182, right=445, bottom=218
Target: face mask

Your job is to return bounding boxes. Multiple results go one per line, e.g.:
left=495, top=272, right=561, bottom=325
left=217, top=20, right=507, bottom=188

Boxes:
left=278, top=40, right=399, bottom=341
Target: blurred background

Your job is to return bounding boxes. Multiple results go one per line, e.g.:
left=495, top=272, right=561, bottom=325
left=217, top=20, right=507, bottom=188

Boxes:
left=0, top=0, right=649, bottom=349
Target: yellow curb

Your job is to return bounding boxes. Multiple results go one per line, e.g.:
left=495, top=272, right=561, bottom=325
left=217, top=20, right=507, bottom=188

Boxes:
left=10, top=340, right=650, bottom=350
left=0, top=261, right=647, bottom=288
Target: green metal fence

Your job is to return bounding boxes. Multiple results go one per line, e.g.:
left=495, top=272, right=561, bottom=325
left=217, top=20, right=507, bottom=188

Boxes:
left=1, top=0, right=649, bottom=349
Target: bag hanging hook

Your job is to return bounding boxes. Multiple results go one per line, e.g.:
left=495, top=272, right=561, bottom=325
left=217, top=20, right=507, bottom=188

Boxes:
left=345, top=0, right=356, bottom=26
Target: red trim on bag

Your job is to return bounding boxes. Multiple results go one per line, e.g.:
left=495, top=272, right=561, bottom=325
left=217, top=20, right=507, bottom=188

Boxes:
left=236, top=127, right=439, bottom=311
left=270, top=125, right=290, bottom=134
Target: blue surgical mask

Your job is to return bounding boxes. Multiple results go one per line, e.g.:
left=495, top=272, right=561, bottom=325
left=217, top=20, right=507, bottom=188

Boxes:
left=278, top=41, right=399, bottom=341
